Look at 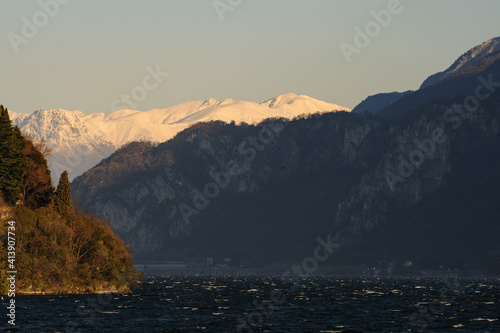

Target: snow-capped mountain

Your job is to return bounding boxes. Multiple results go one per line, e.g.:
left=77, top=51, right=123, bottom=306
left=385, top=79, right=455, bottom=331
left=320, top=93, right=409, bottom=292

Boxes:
left=420, top=36, right=500, bottom=89
left=10, top=93, right=350, bottom=180
left=11, top=109, right=117, bottom=183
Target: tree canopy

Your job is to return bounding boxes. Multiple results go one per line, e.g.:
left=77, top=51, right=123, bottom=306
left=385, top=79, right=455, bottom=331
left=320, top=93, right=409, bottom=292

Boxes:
left=54, top=170, right=73, bottom=216
left=0, top=105, right=27, bottom=204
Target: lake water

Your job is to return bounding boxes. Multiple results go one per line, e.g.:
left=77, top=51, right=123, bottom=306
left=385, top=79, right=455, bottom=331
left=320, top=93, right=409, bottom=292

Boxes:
left=2, top=276, right=499, bottom=332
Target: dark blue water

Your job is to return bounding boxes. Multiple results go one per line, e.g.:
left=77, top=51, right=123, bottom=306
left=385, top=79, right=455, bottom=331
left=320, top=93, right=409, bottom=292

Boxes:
left=1, top=276, right=499, bottom=332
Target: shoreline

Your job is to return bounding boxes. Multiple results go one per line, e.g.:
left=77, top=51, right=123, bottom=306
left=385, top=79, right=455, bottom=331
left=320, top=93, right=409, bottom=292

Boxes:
left=2, top=285, right=135, bottom=296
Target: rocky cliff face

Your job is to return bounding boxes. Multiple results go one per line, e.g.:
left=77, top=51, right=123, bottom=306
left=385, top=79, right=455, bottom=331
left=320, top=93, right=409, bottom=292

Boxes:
left=335, top=100, right=500, bottom=245
left=73, top=113, right=382, bottom=263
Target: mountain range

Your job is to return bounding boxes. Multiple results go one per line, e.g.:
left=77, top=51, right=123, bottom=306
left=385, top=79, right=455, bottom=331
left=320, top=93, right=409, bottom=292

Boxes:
left=10, top=93, right=349, bottom=180
left=72, top=37, right=500, bottom=273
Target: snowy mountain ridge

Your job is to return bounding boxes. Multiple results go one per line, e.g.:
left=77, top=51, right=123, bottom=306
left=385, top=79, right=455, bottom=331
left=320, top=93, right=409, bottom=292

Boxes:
left=420, top=36, right=500, bottom=89
left=9, top=93, right=350, bottom=180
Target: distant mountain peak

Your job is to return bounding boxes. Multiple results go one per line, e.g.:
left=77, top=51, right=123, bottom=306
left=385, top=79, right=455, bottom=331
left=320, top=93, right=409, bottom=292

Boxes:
left=8, top=110, right=29, bottom=122
left=261, top=93, right=299, bottom=108
left=468, top=36, right=500, bottom=57
left=218, top=98, right=235, bottom=105
left=198, top=98, right=219, bottom=111
left=352, top=91, right=413, bottom=114
left=259, top=93, right=350, bottom=114
left=31, top=108, right=85, bottom=119
left=420, top=36, right=500, bottom=89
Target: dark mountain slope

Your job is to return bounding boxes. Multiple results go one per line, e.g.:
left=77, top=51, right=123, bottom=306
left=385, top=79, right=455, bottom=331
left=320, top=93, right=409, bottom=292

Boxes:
left=73, top=113, right=383, bottom=265
left=352, top=91, right=412, bottom=114
left=379, top=56, right=500, bottom=118
left=335, top=93, right=500, bottom=272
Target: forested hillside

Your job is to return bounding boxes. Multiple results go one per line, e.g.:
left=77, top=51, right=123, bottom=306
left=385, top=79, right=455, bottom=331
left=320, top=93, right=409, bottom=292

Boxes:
left=0, top=105, right=141, bottom=294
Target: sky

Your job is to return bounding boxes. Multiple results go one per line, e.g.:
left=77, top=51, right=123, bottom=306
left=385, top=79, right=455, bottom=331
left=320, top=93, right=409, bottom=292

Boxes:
left=1, top=0, right=500, bottom=115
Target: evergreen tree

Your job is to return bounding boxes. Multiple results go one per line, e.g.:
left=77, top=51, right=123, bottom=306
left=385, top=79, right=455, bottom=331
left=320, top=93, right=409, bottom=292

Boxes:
left=0, top=105, right=27, bottom=204
left=54, top=170, right=73, bottom=216
left=20, top=137, right=54, bottom=209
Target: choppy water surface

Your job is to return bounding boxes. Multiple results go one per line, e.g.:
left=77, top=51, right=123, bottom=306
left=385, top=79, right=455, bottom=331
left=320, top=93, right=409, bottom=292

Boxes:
left=2, top=276, right=500, bottom=332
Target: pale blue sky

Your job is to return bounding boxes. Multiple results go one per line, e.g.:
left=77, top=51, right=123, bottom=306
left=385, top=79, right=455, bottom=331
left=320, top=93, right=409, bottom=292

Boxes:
left=1, top=0, right=499, bottom=114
